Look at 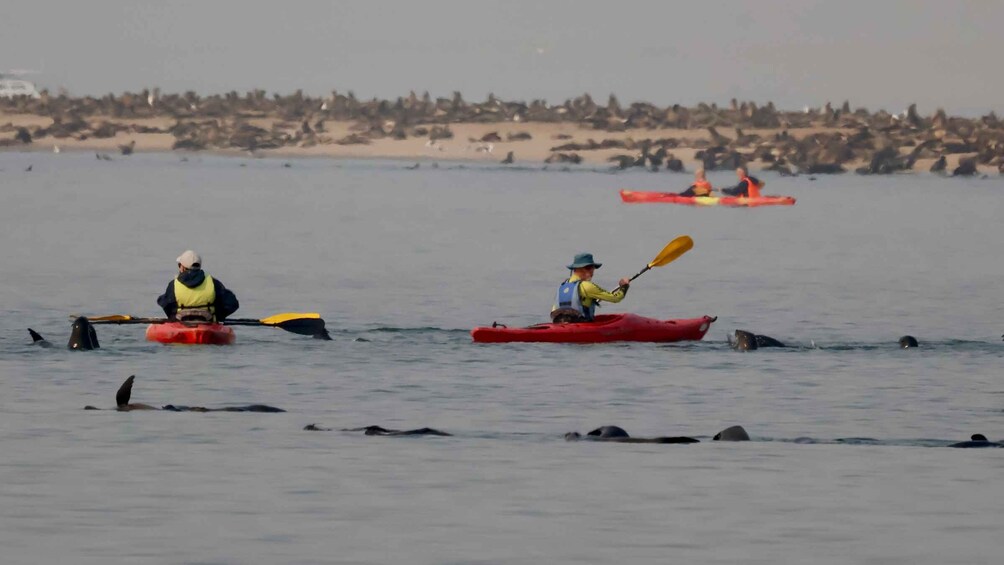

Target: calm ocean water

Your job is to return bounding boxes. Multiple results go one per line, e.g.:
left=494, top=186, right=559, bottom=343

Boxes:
left=1, top=151, right=1002, bottom=564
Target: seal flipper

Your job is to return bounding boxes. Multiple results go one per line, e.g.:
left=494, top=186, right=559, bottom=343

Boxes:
left=28, top=328, right=53, bottom=348
left=116, top=376, right=135, bottom=407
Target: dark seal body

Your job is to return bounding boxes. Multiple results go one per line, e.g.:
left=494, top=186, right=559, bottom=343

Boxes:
left=713, top=425, right=751, bottom=441
left=68, top=317, right=99, bottom=350
left=565, top=425, right=699, bottom=444
left=84, top=375, right=284, bottom=412
left=308, top=425, right=452, bottom=436
left=730, top=330, right=785, bottom=351
left=948, top=434, right=1003, bottom=448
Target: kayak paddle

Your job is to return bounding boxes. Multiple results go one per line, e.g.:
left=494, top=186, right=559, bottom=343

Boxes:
left=78, top=312, right=331, bottom=339
left=614, top=235, right=694, bottom=292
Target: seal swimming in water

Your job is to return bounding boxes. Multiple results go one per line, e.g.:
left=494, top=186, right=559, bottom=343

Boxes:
left=564, top=425, right=699, bottom=444
left=948, top=434, right=1003, bottom=448
left=68, top=316, right=99, bottom=350
left=898, top=335, right=919, bottom=348
left=85, top=375, right=284, bottom=412
left=304, top=424, right=452, bottom=436
left=713, top=425, right=751, bottom=441
left=729, top=329, right=785, bottom=351
left=27, top=328, right=53, bottom=348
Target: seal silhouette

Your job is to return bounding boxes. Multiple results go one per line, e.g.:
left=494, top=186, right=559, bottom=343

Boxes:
left=28, top=329, right=53, bottom=348
left=69, top=316, right=100, bottom=350
left=304, top=424, right=452, bottom=436
left=85, top=375, right=285, bottom=412
left=729, top=330, right=785, bottom=351
left=948, top=434, right=1003, bottom=448
left=564, top=425, right=699, bottom=444
left=713, top=425, right=751, bottom=441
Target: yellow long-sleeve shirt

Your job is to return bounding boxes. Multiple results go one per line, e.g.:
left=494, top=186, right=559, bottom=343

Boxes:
left=552, top=273, right=627, bottom=313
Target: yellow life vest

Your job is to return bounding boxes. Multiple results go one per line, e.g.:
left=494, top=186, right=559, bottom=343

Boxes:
left=173, top=274, right=216, bottom=321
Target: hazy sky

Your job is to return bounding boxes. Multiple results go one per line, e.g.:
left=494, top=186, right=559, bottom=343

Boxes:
left=2, top=0, right=1000, bottom=114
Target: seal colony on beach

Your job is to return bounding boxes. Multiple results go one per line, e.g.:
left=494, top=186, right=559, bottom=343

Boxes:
left=3, top=91, right=1004, bottom=175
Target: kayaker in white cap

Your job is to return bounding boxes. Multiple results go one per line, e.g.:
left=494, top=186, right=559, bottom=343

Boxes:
left=551, top=252, right=631, bottom=323
left=156, top=250, right=239, bottom=322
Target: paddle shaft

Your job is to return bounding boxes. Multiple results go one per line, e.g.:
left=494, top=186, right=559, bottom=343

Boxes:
left=612, top=266, right=649, bottom=294
left=610, top=236, right=693, bottom=293
left=84, top=316, right=326, bottom=334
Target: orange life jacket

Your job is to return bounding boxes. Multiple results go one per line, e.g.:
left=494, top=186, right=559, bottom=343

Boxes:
left=741, top=177, right=763, bottom=198
left=692, top=180, right=712, bottom=196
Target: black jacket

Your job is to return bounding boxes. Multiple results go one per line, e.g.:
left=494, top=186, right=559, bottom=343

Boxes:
left=157, top=269, right=239, bottom=321
left=721, top=176, right=761, bottom=197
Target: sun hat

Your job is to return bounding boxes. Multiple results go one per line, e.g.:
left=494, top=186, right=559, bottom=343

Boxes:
left=176, top=250, right=202, bottom=269
left=567, top=252, right=602, bottom=270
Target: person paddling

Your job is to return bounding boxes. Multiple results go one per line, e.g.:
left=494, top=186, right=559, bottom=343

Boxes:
left=551, top=253, right=631, bottom=323
left=157, top=250, right=239, bottom=322
left=721, top=166, right=764, bottom=198
left=678, top=169, right=714, bottom=197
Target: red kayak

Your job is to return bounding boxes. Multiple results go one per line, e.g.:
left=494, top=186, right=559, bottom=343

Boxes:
left=145, top=322, right=236, bottom=345
left=471, top=314, right=716, bottom=344
left=620, top=190, right=796, bottom=207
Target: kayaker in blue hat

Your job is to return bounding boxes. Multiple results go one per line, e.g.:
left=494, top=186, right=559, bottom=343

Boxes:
left=551, top=253, right=631, bottom=323
left=157, top=250, right=240, bottom=322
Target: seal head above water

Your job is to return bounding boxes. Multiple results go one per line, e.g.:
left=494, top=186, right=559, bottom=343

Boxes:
left=730, top=330, right=785, bottom=351
left=68, top=316, right=99, bottom=350
left=564, top=425, right=699, bottom=444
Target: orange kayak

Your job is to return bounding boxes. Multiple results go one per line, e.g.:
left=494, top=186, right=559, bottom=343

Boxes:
left=145, top=322, right=236, bottom=345
left=620, top=190, right=796, bottom=207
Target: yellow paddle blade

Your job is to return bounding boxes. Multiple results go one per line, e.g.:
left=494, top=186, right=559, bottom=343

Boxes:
left=648, top=235, right=694, bottom=268
left=84, top=315, right=135, bottom=322
left=260, top=312, right=321, bottom=325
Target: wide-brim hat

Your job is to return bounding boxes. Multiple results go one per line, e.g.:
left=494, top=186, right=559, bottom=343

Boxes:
left=567, top=253, right=602, bottom=270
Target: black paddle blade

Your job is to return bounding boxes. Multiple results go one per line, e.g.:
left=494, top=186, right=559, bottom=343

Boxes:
left=276, top=317, right=331, bottom=339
